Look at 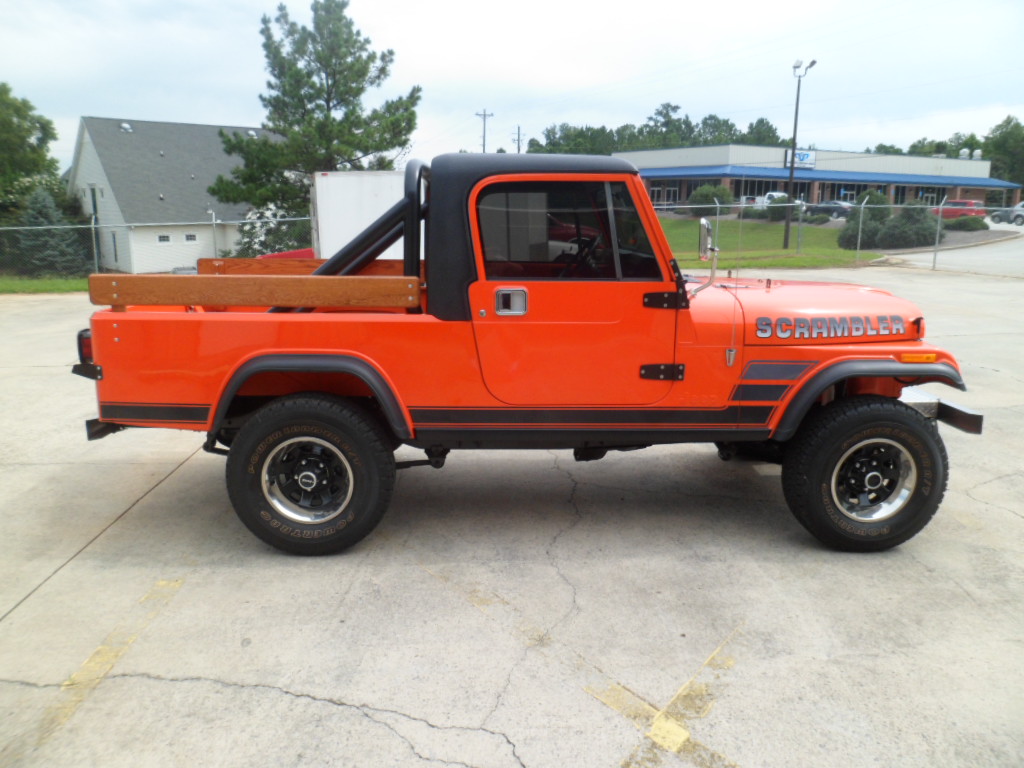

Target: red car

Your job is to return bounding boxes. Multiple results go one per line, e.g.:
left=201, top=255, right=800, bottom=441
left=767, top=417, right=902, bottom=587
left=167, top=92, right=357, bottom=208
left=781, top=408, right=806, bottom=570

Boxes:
left=931, top=200, right=987, bottom=219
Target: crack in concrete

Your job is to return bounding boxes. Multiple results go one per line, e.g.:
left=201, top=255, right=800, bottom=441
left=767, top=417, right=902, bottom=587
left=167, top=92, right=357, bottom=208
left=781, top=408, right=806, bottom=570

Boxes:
left=479, top=643, right=529, bottom=731
left=546, top=453, right=584, bottom=636
left=108, top=672, right=525, bottom=768
left=964, top=471, right=1024, bottom=520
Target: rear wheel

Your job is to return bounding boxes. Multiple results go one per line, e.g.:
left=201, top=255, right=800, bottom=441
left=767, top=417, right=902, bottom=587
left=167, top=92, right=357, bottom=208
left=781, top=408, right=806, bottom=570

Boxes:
left=226, top=395, right=395, bottom=555
left=1014, top=214, right=1024, bottom=226
left=781, top=396, right=948, bottom=552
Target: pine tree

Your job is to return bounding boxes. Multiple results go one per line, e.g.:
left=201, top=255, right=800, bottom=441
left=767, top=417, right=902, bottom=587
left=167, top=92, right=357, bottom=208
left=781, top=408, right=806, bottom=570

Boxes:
left=17, top=188, right=88, bottom=277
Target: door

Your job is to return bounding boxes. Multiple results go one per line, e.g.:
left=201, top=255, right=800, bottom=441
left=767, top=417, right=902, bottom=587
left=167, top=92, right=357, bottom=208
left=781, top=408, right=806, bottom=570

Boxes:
left=468, top=178, right=679, bottom=406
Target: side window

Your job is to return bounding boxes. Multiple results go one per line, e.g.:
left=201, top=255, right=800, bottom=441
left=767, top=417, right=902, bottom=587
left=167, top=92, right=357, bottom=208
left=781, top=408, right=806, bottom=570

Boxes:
left=477, top=181, right=663, bottom=281
left=608, top=183, right=661, bottom=279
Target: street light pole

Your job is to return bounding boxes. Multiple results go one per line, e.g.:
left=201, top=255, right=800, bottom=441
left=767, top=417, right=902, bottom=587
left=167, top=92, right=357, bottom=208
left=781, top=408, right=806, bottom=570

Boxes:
left=783, top=59, right=816, bottom=249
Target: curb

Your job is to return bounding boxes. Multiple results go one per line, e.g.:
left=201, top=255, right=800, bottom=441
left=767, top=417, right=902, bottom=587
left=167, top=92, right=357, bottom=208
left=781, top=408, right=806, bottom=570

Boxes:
left=879, top=229, right=1022, bottom=257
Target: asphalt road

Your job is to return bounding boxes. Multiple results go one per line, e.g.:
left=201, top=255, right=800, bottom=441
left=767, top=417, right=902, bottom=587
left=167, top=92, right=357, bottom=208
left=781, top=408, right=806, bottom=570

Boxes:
left=888, top=221, right=1024, bottom=277
left=1, top=262, right=1021, bottom=767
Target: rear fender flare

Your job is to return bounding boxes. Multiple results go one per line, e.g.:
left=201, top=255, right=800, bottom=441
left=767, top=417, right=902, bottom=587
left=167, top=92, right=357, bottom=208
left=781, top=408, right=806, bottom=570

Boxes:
left=211, top=354, right=412, bottom=440
left=772, top=360, right=965, bottom=442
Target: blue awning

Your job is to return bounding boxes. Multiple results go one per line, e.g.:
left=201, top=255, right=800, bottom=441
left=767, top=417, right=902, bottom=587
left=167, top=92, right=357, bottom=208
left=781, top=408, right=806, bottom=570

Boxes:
left=640, top=164, right=1021, bottom=189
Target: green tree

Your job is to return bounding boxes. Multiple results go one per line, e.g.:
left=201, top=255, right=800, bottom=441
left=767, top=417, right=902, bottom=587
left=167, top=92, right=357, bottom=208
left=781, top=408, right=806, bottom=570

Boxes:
left=947, top=131, right=983, bottom=158
left=16, top=187, right=88, bottom=277
left=908, top=137, right=947, bottom=157
left=0, top=83, right=57, bottom=192
left=640, top=103, right=696, bottom=148
left=739, top=118, right=784, bottom=146
left=984, top=116, right=1024, bottom=186
left=210, top=0, right=422, bottom=222
left=694, top=114, right=740, bottom=145
left=866, top=143, right=904, bottom=155
left=527, top=123, right=618, bottom=155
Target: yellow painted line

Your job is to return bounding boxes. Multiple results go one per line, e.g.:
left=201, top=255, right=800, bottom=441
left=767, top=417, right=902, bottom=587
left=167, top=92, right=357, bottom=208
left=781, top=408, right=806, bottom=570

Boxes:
left=588, top=623, right=744, bottom=759
left=37, top=579, right=183, bottom=748
left=585, top=683, right=659, bottom=730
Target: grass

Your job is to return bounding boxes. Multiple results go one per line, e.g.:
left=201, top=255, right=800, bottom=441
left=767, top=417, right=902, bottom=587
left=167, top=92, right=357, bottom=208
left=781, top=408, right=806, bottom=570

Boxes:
left=659, top=216, right=880, bottom=270
left=0, top=276, right=89, bottom=293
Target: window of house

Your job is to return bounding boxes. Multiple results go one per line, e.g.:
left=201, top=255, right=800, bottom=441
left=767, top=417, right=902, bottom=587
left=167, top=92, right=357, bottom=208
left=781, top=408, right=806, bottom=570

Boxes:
left=157, top=235, right=171, bottom=244
left=185, top=233, right=198, bottom=243
left=476, top=180, right=662, bottom=281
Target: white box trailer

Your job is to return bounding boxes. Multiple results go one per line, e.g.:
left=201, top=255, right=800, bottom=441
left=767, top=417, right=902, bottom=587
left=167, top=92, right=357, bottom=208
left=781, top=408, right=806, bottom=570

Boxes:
left=310, top=170, right=404, bottom=260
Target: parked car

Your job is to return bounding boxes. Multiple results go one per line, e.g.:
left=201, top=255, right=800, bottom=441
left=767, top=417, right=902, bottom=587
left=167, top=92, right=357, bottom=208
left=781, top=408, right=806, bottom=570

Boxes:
left=989, top=202, right=1024, bottom=225
left=931, top=200, right=987, bottom=219
left=806, top=200, right=853, bottom=219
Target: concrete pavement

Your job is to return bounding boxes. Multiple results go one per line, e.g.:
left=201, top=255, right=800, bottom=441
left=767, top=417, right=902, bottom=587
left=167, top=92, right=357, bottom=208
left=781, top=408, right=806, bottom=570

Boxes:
left=0, top=266, right=1021, bottom=767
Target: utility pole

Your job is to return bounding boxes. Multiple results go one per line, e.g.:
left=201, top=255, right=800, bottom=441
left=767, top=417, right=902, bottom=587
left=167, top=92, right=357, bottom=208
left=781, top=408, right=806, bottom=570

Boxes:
left=783, top=59, right=816, bottom=249
left=513, top=126, right=523, bottom=154
left=476, top=109, right=493, bottom=153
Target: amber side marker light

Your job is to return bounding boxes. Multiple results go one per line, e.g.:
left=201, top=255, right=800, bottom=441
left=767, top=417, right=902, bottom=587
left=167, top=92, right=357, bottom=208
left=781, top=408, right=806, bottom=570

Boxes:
left=901, top=353, right=938, bottom=363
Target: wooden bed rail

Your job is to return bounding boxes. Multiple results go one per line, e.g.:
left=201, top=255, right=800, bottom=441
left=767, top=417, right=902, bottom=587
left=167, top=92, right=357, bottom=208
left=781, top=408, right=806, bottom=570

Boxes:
left=88, top=274, right=421, bottom=310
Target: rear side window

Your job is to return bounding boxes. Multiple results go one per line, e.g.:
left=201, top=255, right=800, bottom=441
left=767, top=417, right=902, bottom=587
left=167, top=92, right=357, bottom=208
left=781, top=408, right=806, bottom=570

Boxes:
left=476, top=180, right=663, bottom=281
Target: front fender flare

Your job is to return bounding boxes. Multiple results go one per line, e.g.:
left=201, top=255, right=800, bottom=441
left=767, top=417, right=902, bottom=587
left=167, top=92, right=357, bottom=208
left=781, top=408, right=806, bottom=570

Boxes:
left=772, top=360, right=965, bottom=442
left=211, top=354, right=412, bottom=440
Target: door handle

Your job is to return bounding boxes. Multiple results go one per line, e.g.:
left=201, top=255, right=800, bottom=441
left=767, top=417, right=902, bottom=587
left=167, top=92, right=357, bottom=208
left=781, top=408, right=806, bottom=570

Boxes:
left=495, top=288, right=528, bottom=316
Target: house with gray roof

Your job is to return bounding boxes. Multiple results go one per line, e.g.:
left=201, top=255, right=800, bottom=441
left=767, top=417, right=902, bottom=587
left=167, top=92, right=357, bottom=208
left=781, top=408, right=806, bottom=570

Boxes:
left=66, top=117, right=263, bottom=273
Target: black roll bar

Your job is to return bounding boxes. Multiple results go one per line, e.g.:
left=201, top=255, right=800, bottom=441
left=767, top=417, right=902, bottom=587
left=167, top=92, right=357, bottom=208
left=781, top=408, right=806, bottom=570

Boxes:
left=403, top=159, right=430, bottom=278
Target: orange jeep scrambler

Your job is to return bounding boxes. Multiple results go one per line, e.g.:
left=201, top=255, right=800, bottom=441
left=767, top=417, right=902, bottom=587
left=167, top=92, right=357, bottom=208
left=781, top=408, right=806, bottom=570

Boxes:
left=74, top=154, right=982, bottom=555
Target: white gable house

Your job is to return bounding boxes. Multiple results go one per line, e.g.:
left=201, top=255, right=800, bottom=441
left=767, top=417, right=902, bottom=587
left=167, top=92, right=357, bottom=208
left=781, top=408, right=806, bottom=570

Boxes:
left=66, top=118, right=260, bottom=273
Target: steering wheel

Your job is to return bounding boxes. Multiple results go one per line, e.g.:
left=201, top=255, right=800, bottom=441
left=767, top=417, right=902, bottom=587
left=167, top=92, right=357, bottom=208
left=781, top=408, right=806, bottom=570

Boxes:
left=558, top=236, right=599, bottom=278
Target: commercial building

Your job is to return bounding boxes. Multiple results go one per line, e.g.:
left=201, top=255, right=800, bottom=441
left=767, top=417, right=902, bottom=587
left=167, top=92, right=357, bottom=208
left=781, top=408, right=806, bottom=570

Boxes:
left=613, top=145, right=1021, bottom=208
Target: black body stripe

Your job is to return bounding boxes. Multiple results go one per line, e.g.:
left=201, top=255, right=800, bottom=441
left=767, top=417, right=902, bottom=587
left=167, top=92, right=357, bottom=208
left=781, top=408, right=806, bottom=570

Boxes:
left=742, top=361, right=816, bottom=381
left=730, top=384, right=790, bottom=402
left=101, top=403, right=210, bottom=423
left=410, top=406, right=773, bottom=427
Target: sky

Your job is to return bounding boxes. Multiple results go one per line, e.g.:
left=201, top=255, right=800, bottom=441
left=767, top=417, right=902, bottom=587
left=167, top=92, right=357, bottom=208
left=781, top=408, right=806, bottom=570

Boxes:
left=4, top=0, right=1023, bottom=173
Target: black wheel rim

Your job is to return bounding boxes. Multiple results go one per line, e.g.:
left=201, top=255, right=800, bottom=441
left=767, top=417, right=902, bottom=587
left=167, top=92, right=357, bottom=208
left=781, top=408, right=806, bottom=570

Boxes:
left=261, top=437, right=354, bottom=524
left=830, top=438, right=917, bottom=523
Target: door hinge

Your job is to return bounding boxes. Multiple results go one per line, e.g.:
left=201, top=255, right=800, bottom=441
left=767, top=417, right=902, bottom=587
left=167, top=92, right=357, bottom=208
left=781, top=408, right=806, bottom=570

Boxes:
left=643, top=290, right=688, bottom=310
left=640, top=364, right=685, bottom=381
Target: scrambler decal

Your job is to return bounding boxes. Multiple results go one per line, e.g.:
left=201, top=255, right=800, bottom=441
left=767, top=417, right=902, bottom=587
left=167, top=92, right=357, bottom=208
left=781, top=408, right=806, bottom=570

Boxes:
left=755, top=315, right=907, bottom=340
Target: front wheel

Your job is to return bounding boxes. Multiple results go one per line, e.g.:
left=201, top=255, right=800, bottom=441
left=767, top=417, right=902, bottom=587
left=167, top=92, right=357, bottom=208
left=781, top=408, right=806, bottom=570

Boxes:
left=781, top=396, right=948, bottom=552
left=1014, top=214, right=1024, bottom=226
left=226, top=395, right=395, bottom=555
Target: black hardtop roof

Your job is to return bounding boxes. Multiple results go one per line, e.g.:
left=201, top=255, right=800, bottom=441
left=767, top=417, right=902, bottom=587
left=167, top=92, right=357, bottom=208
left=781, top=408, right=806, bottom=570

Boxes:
left=430, top=152, right=637, bottom=191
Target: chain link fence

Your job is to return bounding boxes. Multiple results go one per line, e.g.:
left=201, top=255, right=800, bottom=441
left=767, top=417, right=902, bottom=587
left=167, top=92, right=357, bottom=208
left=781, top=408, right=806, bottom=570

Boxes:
left=0, top=217, right=313, bottom=279
left=1, top=204, right=1015, bottom=280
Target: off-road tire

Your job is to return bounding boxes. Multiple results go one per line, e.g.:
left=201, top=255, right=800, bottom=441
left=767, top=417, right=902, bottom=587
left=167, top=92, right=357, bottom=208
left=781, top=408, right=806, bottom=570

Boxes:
left=781, top=396, right=948, bottom=552
left=226, top=394, right=395, bottom=555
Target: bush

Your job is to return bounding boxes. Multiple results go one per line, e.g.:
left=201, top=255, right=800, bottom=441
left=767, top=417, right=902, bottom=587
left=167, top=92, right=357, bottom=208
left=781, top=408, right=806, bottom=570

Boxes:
left=838, top=219, right=882, bottom=250
left=767, top=197, right=790, bottom=221
left=737, top=206, right=769, bottom=220
left=686, top=184, right=734, bottom=218
left=806, top=214, right=831, bottom=225
left=839, top=202, right=941, bottom=250
left=853, top=190, right=891, bottom=225
left=943, top=216, right=989, bottom=231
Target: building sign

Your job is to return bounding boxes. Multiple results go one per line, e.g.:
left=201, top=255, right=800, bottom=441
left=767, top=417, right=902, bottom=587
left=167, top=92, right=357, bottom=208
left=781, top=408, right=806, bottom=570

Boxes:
left=785, top=149, right=816, bottom=169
